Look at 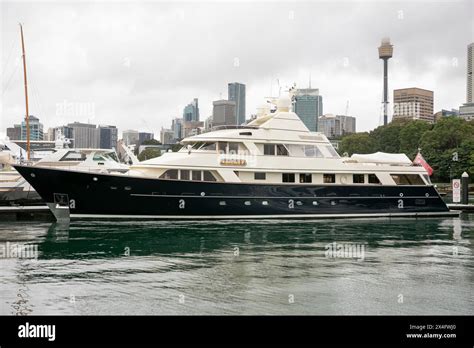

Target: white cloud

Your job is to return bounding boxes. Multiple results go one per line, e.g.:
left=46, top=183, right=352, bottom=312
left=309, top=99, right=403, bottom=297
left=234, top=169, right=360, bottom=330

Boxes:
left=1, top=0, right=472, bottom=139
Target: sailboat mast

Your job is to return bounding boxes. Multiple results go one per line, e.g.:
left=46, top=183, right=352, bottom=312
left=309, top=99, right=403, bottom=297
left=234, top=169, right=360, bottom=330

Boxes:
left=20, top=23, right=30, bottom=160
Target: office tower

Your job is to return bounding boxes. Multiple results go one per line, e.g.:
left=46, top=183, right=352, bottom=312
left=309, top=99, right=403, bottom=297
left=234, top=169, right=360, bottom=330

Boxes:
left=228, top=82, right=246, bottom=125
left=183, top=98, right=200, bottom=122
left=212, top=100, right=236, bottom=127
left=292, top=89, right=323, bottom=131
left=21, top=115, right=44, bottom=140
left=99, top=125, right=118, bottom=149
left=318, top=114, right=356, bottom=139
left=67, top=122, right=100, bottom=148
left=393, top=88, right=434, bottom=122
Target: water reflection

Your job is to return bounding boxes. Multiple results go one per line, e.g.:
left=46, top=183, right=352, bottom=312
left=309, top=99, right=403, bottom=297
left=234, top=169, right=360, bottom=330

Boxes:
left=0, top=216, right=472, bottom=315
left=14, top=217, right=472, bottom=260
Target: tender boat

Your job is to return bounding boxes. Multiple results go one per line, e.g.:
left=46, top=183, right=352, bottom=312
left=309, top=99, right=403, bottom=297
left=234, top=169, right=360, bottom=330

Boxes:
left=13, top=96, right=453, bottom=221
left=1, top=138, right=128, bottom=205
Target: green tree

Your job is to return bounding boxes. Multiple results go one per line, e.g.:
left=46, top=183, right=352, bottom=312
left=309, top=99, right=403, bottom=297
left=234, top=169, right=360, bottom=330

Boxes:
left=399, top=120, right=432, bottom=158
left=142, top=139, right=161, bottom=146
left=369, top=120, right=405, bottom=153
left=138, top=148, right=161, bottom=161
left=170, top=144, right=182, bottom=152
left=338, top=132, right=375, bottom=156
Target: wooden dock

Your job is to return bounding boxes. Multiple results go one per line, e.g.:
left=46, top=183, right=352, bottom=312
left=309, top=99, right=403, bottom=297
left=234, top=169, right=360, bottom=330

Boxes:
left=0, top=205, right=54, bottom=221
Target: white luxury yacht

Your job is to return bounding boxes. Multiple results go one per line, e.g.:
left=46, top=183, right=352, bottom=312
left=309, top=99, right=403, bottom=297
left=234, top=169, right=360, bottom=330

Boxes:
left=14, top=96, right=452, bottom=220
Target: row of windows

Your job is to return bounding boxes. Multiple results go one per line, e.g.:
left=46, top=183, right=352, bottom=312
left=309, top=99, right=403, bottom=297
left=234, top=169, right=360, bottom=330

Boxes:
left=252, top=172, right=381, bottom=184
left=185, top=141, right=339, bottom=158
left=159, top=169, right=217, bottom=182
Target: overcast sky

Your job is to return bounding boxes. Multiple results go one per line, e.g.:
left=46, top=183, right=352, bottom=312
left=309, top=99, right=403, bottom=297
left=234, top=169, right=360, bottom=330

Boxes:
left=1, top=0, right=473, bottom=139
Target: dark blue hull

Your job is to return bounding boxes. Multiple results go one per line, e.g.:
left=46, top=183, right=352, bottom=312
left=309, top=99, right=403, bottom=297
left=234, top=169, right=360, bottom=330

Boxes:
left=14, top=165, right=451, bottom=219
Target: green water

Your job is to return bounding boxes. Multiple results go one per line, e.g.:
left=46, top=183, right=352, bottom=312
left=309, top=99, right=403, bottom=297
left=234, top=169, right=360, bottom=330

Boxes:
left=0, top=215, right=473, bottom=315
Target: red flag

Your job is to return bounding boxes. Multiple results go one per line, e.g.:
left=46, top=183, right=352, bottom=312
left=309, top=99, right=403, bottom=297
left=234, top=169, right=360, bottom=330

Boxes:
left=413, top=152, right=433, bottom=176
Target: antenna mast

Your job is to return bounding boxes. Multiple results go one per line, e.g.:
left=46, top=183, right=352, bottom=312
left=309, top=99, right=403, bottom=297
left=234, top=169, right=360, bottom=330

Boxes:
left=20, top=23, right=30, bottom=160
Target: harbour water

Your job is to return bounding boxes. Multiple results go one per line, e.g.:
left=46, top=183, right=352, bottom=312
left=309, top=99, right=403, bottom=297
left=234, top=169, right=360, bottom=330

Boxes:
left=0, top=215, right=472, bottom=315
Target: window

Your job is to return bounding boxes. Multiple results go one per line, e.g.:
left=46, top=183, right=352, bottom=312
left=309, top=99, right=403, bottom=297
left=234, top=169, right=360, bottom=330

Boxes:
left=323, top=174, right=336, bottom=183
left=59, top=151, right=86, bottom=161
left=203, top=171, right=216, bottom=182
left=368, top=174, right=381, bottom=184
left=300, top=173, right=312, bottom=183
left=192, top=170, right=202, bottom=181
left=180, top=170, right=190, bottom=180
left=192, top=142, right=204, bottom=149
left=228, top=143, right=239, bottom=154
left=391, top=174, right=425, bottom=185
left=282, top=173, right=295, bottom=183
left=218, top=142, right=243, bottom=154
left=93, top=154, right=106, bottom=161
left=254, top=172, right=266, bottom=180
left=422, top=174, right=431, bottom=185
left=324, top=145, right=340, bottom=158
left=264, top=144, right=275, bottom=155
left=159, top=169, right=178, bottom=179
left=218, top=142, right=228, bottom=154
left=200, top=142, right=216, bottom=151
left=276, top=144, right=289, bottom=156
left=304, top=145, right=323, bottom=158
left=353, top=174, right=365, bottom=184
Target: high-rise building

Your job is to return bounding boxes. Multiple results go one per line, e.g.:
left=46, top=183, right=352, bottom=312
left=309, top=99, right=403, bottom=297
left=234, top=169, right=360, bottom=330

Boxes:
left=171, top=118, right=183, bottom=141
left=204, top=115, right=213, bottom=132
left=459, top=43, right=474, bottom=120
left=99, top=125, right=118, bottom=149
left=67, top=122, right=100, bottom=148
left=160, top=128, right=174, bottom=144
left=182, top=121, right=204, bottom=138
left=122, top=130, right=139, bottom=147
left=393, top=88, right=434, bottom=123
left=183, top=98, right=200, bottom=122
left=291, top=88, right=323, bottom=132
left=6, top=124, right=21, bottom=140
left=433, top=109, right=459, bottom=122
left=318, top=114, right=356, bottom=139
left=138, top=132, right=154, bottom=145
left=228, top=82, right=246, bottom=125
left=21, top=115, right=44, bottom=140
left=212, top=100, right=236, bottom=127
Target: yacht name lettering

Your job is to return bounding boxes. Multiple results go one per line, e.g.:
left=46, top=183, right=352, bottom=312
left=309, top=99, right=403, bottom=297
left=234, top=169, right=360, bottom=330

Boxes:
left=220, top=159, right=246, bottom=166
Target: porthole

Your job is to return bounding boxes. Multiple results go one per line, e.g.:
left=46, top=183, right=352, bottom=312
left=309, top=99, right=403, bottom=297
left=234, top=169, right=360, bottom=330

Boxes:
left=200, top=192, right=206, bottom=196
left=93, top=177, right=98, bottom=181
left=30, top=173, right=36, bottom=178
left=331, top=201, right=337, bottom=206
left=219, top=201, right=226, bottom=206
left=124, top=186, right=131, bottom=191
left=262, top=201, right=269, bottom=206
left=244, top=201, right=251, bottom=206
left=425, top=193, right=429, bottom=197
left=110, top=186, right=117, bottom=190
left=312, top=201, right=318, bottom=206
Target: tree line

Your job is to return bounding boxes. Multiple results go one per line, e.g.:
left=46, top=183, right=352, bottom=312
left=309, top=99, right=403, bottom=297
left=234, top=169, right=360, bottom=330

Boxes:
left=338, top=117, right=474, bottom=183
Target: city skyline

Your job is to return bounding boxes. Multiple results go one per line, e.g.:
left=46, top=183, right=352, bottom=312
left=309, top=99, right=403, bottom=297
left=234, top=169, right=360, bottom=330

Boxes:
left=1, top=1, right=472, bottom=139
